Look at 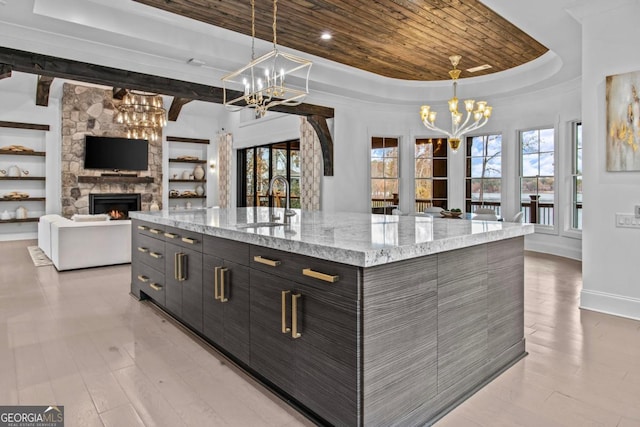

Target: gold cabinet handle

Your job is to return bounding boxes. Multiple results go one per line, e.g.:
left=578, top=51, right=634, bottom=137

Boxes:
left=292, top=293, right=302, bottom=339
left=181, top=236, right=197, bottom=244
left=137, top=247, right=149, bottom=253
left=281, top=290, right=291, bottom=333
left=174, top=252, right=179, bottom=280
left=164, top=232, right=178, bottom=239
left=149, top=283, right=162, bottom=291
left=149, top=252, right=162, bottom=259
left=254, top=255, right=281, bottom=267
left=150, top=228, right=161, bottom=234
left=214, top=266, right=221, bottom=300
left=302, top=268, right=339, bottom=283
left=175, top=253, right=187, bottom=281
left=137, top=274, right=149, bottom=283
left=220, top=268, right=229, bottom=302
left=137, top=225, right=147, bottom=231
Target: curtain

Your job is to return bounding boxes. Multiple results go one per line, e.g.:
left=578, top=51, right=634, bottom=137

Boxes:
left=217, top=132, right=233, bottom=208
left=299, top=117, right=322, bottom=210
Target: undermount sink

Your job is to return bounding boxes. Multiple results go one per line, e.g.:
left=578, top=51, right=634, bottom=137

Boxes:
left=235, top=222, right=285, bottom=229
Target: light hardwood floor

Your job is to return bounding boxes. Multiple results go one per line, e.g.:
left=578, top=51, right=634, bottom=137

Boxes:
left=1, top=240, right=639, bottom=426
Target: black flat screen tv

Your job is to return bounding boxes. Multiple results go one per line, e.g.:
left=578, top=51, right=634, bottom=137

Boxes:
left=84, top=135, right=149, bottom=171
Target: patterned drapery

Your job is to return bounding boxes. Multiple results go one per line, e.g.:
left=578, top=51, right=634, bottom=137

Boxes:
left=299, top=117, right=322, bottom=210
left=217, top=132, right=233, bottom=208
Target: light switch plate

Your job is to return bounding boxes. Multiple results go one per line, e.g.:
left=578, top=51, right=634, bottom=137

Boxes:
left=616, top=213, right=640, bottom=228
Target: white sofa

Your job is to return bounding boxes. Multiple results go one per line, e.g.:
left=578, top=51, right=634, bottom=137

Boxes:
left=38, top=214, right=131, bottom=271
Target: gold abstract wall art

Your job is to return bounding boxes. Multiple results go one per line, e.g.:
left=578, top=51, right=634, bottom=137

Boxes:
left=606, top=70, right=640, bottom=171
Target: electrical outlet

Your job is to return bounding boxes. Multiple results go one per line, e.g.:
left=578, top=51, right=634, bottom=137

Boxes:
left=636, top=205, right=640, bottom=218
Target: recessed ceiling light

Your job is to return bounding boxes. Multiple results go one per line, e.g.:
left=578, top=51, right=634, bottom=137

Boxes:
left=321, top=32, right=332, bottom=40
left=467, top=64, right=492, bottom=73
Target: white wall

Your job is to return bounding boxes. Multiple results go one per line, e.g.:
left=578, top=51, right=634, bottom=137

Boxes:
left=579, top=0, right=640, bottom=320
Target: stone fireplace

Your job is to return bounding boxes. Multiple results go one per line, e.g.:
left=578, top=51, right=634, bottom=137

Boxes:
left=89, top=193, right=141, bottom=220
left=61, top=83, right=162, bottom=218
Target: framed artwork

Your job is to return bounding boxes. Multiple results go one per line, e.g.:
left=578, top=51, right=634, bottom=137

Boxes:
left=606, top=70, right=640, bottom=171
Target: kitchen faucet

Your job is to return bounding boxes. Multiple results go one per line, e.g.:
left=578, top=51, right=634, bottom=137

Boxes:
left=268, top=175, right=296, bottom=221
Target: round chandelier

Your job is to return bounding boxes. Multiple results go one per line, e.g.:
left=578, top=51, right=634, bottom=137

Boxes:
left=420, top=55, right=493, bottom=152
left=115, top=90, right=167, bottom=141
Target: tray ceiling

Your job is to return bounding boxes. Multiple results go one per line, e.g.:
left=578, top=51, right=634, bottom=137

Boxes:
left=133, top=0, right=548, bottom=81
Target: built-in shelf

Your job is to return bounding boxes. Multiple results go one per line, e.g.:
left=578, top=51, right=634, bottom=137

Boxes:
left=168, top=158, right=207, bottom=164
left=78, top=176, right=154, bottom=184
left=0, top=217, right=40, bottom=224
left=169, top=195, right=206, bottom=199
left=166, top=136, right=210, bottom=145
left=0, top=149, right=46, bottom=157
left=168, top=179, right=206, bottom=183
left=0, top=197, right=46, bottom=202
left=0, top=176, right=46, bottom=181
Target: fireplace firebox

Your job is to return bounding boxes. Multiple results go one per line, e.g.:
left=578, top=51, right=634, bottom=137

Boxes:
left=89, top=193, right=141, bottom=220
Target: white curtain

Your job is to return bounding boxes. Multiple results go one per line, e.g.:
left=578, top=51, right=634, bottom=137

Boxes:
left=299, top=117, right=322, bottom=210
left=217, top=132, right=233, bottom=208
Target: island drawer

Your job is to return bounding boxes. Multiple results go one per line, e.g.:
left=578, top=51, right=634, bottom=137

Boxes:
left=133, top=220, right=165, bottom=240
left=134, top=233, right=166, bottom=272
left=163, top=225, right=203, bottom=252
left=249, top=245, right=359, bottom=300
left=133, top=261, right=166, bottom=306
left=203, top=235, right=250, bottom=266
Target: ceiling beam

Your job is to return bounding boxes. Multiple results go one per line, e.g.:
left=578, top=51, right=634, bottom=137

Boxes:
left=168, top=97, right=192, bottom=121
left=0, top=46, right=334, bottom=119
left=0, top=64, right=11, bottom=80
left=307, top=115, right=334, bottom=176
left=36, top=75, right=55, bottom=106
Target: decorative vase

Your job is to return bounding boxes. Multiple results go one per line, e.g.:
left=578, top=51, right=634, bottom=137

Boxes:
left=15, top=206, right=27, bottom=219
left=193, top=164, right=205, bottom=180
left=195, top=185, right=204, bottom=196
left=150, top=201, right=159, bottom=211
left=181, top=170, right=190, bottom=180
left=1, top=210, right=10, bottom=220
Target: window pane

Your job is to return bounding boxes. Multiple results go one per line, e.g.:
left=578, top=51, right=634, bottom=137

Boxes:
left=521, top=130, right=539, bottom=154
left=415, top=179, right=432, bottom=199
left=521, top=177, right=538, bottom=200
left=539, top=128, right=555, bottom=152
left=522, top=153, right=539, bottom=177
left=371, top=159, right=384, bottom=178
left=415, top=140, right=434, bottom=158
left=384, top=158, right=398, bottom=178
left=538, top=152, right=555, bottom=176
left=371, top=179, right=386, bottom=199
left=482, top=178, right=501, bottom=203
left=486, top=135, right=502, bottom=156
left=538, top=177, right=555, bottom=201
left=470, top=178, right=483, bottom=200
left=416, top=158, right=433, bottom=178
left=484, top=157, right=502, bottom=177
left=471, top=136, right=485, bottom=156
left=385, top=179, right=399, bottom=198
left=470, top=157, right=485, bottom=178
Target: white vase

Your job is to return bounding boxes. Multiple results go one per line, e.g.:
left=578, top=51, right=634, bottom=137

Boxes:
left=181, top=170, right=190, bottom=180
left=15, top=206, right=27, bottom=219
left=193, top=164, right=205, bottom=180
left=195, top=185, right=204, bottom=196
left=150, top=201, right=159, bottom=211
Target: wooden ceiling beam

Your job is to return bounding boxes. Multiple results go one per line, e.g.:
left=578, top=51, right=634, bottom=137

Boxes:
left=36, top=75, right=54, bottom=106
left=0, top=63, right=11, bottom=80
left=0, top=46, right=334, bottom=119
left=168, top=97, right=192, bottom=121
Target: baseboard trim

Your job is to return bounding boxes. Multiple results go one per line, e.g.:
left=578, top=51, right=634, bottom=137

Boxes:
left=524, top=239, right=582, bottom=261
left=580, top=289, right=640, bottom=321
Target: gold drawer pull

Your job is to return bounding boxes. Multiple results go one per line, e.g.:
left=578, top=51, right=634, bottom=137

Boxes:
left=220, top=267, right=229, bottom=302
left=149, top=228, right=161, bottom=234
left=149, top=283, right=162, bottom=291
left=254, top=255, right=281, bottom=267
left=164, top=232, right=178, bottom=239
left=175, top=253, right=187, bottom=281
left=214, top=266, right=221, bottom=300
left=149, top=252, right=162, bottom=259
left=281, top=290, right=291, bottom=333
left=292, top=293, right=302, bottom=339
left=137, top=247, right=149, bottom=253
left=302, top=268, right=339, bottom=283
left=137, top=275, right=149, bottom=283
left=181, top=237, right=197, bottom=244
left=137, top=225, right=147, bottom=231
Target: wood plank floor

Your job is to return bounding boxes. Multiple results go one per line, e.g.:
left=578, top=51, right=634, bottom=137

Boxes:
left=2, top=240, right=639, bottom=426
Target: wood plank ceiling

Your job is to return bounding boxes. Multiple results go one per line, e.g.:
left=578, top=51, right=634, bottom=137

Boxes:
left=133, top=0, right=548, bottom=81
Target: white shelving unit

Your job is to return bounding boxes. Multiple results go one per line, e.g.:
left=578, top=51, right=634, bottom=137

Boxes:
left=166, top=136, right=210, bottom=210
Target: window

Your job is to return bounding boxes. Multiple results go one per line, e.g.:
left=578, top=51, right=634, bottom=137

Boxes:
left=520, top=127, right=555, bottom=226
left=371, top=137, right=399, bottom=213
left=465, top=134, right=502, bottom=216
left=572, top=122, right=583, bottom=230
left=415, top=138, right=448, bottom=211
left=238, top=140, right=300, bottom=208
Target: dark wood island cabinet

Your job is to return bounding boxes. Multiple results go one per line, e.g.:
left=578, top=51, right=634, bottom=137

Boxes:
left=130, top=208, right=533, bottom=426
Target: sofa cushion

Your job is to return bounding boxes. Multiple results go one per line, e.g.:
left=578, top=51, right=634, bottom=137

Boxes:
left=71, top=213, right=111, bottom=222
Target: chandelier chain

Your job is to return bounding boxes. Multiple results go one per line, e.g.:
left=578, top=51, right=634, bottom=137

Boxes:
left=251, top=0, right=256, bottom=60
left=273, top=0, right=278, bottom=48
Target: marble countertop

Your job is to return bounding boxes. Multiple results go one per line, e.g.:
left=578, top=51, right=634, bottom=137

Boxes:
left=130, top=207, right=534, bottom=267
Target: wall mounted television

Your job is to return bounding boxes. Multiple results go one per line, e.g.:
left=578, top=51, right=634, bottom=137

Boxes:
left=84, top=135, right=149, bottom=171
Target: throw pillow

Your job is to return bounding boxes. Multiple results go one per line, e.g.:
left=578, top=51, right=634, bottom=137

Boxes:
left=71, top=214, right=111, bottom=222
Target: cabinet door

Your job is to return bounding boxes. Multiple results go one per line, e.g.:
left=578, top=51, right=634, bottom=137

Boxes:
left=249, top=269, right=296, bottom=395
left=165, top=242, right=203, bottom=332
left=202, top=254, right=224, bottom=344
left=292, top=283, right=359, bottom=427
left=221, top=260, right=250, bottom=364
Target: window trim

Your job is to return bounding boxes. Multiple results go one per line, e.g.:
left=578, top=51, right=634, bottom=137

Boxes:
left=370, top=136, right=401, bottom=213
left=465, top=132, right=503, bottom=216
left=414, top=136, right=448, bottom=211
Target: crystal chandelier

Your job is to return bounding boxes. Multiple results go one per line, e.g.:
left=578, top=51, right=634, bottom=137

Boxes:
left=420, top=55, right=493, bottom=152
left=115, top=90, right=167, bottom=141
left=222, top=0, right=312, bottom=118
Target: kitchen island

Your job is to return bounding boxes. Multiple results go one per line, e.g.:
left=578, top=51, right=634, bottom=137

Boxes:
left=129, top=207, right=534, bottom=426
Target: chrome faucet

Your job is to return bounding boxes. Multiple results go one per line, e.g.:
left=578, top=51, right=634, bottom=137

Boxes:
left=268, top=175, right=296, bottom=221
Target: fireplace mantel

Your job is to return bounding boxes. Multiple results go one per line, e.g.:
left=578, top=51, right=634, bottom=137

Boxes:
left=78, top=175, right=154, bottom=184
